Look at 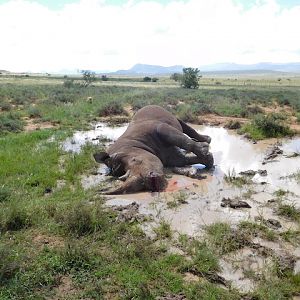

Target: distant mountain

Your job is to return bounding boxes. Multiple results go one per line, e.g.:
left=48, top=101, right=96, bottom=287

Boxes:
left=199, top=62, right=300, bottom=73
left=108, top=62, right=300, bottom=75
left=113, top=63, right=185, bottom=75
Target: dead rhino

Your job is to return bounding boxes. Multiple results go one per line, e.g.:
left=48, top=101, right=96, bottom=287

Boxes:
left=94, top=105, right=213, bottom=194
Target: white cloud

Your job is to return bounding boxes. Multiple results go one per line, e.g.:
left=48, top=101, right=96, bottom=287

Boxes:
left=0, top=0, right=300, bottom=72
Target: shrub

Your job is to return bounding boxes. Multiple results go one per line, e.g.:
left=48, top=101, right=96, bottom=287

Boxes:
left=0, top=113, right=24, bottom=134
left=97, top=101, right=126, bottom=117
left=50, top=90, right=75, bottom=103
left=241, top=113, right=293, bottom=140
left=246, top=105, right=264, bottom=117
left=27, top=106, right=42, bottom=118
left=170, top=73, right=183, bottom=82
left=143, top=76, right=152, bottom=82
left=151, top=77, right=158, bottom=82
left=225, top=120, right=241, bottom=130
left=1, top=206, right=32, bottom=232
left=0, top=101, right=12, bottom=111
left=80, top=70, right=97, bottom=88
left=296, top=113, right=300, bottom=123
left=63, top=79, right=74, bottom=88
left=176, top=104, right=197, bottom=123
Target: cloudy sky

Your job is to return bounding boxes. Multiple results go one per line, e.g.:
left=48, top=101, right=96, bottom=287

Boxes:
left=0, top=0, right=299, bottom=72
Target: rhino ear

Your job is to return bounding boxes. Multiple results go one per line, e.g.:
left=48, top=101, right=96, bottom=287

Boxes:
left=93, top=152, right=110, bottom=163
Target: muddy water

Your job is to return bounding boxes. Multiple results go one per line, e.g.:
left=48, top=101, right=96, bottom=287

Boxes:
left=63, top=122, right=300, bottom=292
left=63, top=122, right=300, bottom=229
left=63, top=123, right=128, bottom=153
left=63, top=123, right=300, bottom=213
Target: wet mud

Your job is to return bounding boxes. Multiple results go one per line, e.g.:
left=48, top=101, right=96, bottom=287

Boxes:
left=62, top=122, right=300, bottom=292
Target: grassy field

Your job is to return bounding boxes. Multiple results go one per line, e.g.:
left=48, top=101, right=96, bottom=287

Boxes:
left=1, top=74, right=300, bottom=299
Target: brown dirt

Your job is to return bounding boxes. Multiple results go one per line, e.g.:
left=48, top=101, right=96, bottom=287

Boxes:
left=24, top=117, right=56, bottom=132
left=198, top=114, right=248, bottom=127
left=50, top=276, right=78, bottom=300
left=199, top=105, right=300, bottom=133
left=32, top=232, right=65, bottom=249
left=98, top=115, right=130, bottom=125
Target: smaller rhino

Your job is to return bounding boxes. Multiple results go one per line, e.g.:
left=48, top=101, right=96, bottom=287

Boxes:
left=94, top=105, right=213, bottom=194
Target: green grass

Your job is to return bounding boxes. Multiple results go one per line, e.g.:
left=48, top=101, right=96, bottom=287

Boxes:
left=277, top=203, right=300, bottom=222
left=154, top=220, right=173, bottom=239
left=1, top=77, right=300, bottom=299
left=167, top=191, right=188, bottom=209
left=224, top=169, right=251, bottom=187
left=238, top=220, right=276, bottom=241
left=240, top=113, right=294, bottom=140
left=274, top=189, right=289, bottom=197
left=205, top=222, right=249, bottom=254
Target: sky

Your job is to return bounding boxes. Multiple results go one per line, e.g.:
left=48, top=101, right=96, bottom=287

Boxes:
left=0, top=0, right=300, bottom=73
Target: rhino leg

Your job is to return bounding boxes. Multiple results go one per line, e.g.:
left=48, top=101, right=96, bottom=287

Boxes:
left=165, top=149, right=206, bottom=167
left=157, top=123, right=214, bottom=168
left=178, top=119, right=211, bottom=144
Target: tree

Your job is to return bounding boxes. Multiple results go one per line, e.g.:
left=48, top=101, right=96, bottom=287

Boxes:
left=143, top=76, right=152, bottom=82
left=181, top=67, right=201, bottom=89
left=80, top=70, right=96, bottom=87
left=170, top=72, right=183, bottom=82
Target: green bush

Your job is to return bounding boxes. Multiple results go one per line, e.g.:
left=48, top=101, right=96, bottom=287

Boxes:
left=143, top=76, right=152, bottom=82
left=63, top=79, right=74, bottom=88
left=0, top=101, right=12, bottom=111
left=176, top=104, right=197, bottom=122
left=27, top=106, right=42, bottom=118
left=97, top=101, right=126, bottom=117
left=1, top=206, right=32, bottom=232
left=0, top=113, right=24, bottom=134
left=241, top=113, right=293, bottom=139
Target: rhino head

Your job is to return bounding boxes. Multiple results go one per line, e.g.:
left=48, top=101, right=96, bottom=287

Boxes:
left=93, top=150, right=167, bottom=194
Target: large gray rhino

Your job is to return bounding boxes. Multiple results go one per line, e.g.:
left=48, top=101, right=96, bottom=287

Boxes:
left=94, top=105, right=213, bottom=194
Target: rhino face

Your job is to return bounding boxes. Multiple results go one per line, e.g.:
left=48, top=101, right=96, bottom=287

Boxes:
left=94, top=151, right=167, bottom=194
left=125, top=154, right=167, bottom=192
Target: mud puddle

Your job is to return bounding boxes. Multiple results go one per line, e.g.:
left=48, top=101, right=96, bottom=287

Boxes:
left=64, top=122, right=300, bottom=292
left=62, top=123, right=300, bottom=231
left=62, top=122, right=128, bottom=153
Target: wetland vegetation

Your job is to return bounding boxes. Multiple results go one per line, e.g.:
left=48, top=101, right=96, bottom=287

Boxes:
left=1, top=73, right=300, bottom=299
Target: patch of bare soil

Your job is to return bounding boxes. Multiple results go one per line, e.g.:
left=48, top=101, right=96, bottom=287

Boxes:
left=262, top=104, right=293, bottom=115
left=50, top=276, right=78, bottom=300
left=197, top=114, right=248, bottom=127
left=156, top=293, right=187, bottom=300
left=32, top=232, right=65, bottom=249
left=98, top=115, right=130, bottom=125
left=24, top=117, right=56, bottom=132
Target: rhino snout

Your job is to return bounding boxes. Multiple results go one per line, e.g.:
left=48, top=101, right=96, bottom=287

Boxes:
left=144, top=171, right=167, bottom=192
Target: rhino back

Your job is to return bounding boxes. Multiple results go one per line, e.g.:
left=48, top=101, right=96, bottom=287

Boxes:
left=108, top=120, right=165, bottom=155
left=132, top=105, right=182, bottom=130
